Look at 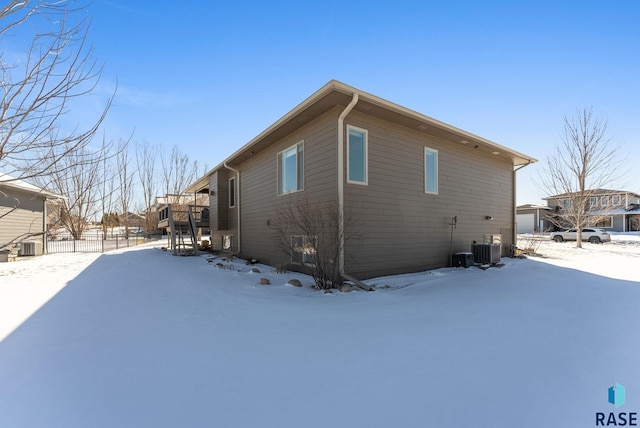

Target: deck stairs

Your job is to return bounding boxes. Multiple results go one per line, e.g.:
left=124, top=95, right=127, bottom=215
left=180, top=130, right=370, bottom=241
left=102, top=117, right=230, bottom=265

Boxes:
left=167, top=205, right=199, bottom=256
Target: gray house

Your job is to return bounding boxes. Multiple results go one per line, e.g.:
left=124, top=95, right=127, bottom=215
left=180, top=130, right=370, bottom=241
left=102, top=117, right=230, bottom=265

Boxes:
left=544, top=189, right=640, bottom=232
left=186, top=81, right=536, bottom=279
left=0, top=173, right=63, bottom=257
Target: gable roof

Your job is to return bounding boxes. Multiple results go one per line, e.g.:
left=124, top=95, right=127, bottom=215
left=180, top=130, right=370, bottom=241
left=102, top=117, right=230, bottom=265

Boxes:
left=0, top=173, right=64, bottom=199
left=543, top=189, right=640, bottom=200
left=517, top=204, right=552, bottom=210
left=187, top=80, right=537, bottom=193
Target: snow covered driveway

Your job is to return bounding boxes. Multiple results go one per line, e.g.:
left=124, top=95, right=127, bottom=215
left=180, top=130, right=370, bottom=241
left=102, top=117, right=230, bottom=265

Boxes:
left=0, top=239, right=639, bottom=427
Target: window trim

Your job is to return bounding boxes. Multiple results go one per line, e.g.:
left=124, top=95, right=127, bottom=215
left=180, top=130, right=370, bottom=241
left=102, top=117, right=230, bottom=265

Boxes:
left=346, top=125, right=368, bottom=185
left=424, top=147, right=439, bottom=195
left=277, top=141, right=304, bottom=196
left=589, top=196, right=599, bottom=207
left=590, top=216, right=613, bottom=228
left=601, top=195, right=610, bottom=206
left=612, top=194, right=621, bottom=206
left=229, top=176, right=236, bottom=208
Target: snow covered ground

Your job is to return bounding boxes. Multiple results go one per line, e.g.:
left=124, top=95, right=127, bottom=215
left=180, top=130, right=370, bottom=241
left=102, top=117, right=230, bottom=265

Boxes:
left=0, top=234, right=639, bottom=427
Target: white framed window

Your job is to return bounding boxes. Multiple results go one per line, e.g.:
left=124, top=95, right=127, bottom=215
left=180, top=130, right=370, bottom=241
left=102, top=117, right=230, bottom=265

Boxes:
left=291, top=235, right=317, bottom=266
left=561, top=199, right=572, bottom=209
left=424, top=147, right=438, bottom=194
left=589, top=196, right=599, bottom=207
left=222, top=235, right=233, bottom=251
left=229, top=177, right=236, bottom=208
left=278, top=141, right=304, bottom=195
left=612, top=194, right=621, bottom=206
left=601, top=196, right=610, bottom=206
left=347, top=126, right=368, bottom=185
left=590, top=217, right=613, bottom=228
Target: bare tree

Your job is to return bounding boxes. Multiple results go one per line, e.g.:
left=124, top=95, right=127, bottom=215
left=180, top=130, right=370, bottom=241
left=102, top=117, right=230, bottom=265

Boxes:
left=160, top=145, right=199, bottom=196
left=37, top=138, right=115, bottom=239
left=540, top=107, right=622, bottom=247
left=271, top=194, right=357, bottom=290
left=96, top=135, right=118, bottom=239
left=0, top=0, right=113, bottom=181
left=136, top=140, right=158, bottom=237
left=116, top=138, right=133, bottom=238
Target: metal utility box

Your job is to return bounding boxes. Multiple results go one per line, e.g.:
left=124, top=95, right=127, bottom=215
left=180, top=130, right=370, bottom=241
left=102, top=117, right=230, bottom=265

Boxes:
left=452, top=252, right=474, bottom=268
left=471, top=243, right=501, bottom=264
left=19, top=241, right=42, bottom=256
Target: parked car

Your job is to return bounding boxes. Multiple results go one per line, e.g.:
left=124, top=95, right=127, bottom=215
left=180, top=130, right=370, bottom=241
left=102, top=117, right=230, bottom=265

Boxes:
left=549, top=228, right=611, bottom=244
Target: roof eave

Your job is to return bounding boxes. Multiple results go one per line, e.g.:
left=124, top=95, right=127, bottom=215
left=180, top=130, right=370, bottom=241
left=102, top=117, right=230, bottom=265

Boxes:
left=186, top=80, right=538, bottom=192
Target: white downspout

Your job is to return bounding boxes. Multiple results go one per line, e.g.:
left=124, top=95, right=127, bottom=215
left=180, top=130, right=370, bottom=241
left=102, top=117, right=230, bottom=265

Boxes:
left=513, top=161, right=533, bottom=254
left=224, top=162, right=241, bottom=253
left=337, top=93, right=371, bottom=290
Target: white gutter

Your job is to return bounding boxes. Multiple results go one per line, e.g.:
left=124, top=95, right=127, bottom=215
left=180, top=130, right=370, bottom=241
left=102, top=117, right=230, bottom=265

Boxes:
left=224, top=162, right=241, bottom=253
left=337, top=94, right=372, bottom=290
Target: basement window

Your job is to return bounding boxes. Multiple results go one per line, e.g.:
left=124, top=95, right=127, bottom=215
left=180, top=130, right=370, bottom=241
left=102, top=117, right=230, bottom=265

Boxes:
left=291, top=235, right=316, bottom=266
left=222, top=235, right=233, bottom=251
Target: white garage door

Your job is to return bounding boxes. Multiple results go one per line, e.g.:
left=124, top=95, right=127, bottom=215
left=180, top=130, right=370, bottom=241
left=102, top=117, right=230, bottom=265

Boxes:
left=517, top=213, right=535, bottom=234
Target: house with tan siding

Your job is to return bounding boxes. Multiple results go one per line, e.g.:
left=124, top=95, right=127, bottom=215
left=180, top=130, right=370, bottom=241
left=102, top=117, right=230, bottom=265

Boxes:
left=1, top=173, right=63, bottom=257
left=186, top=81, right=536, bottom=279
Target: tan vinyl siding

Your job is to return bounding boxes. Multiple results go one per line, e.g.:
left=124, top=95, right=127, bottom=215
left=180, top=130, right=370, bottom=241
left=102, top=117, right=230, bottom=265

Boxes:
left=343, top=111, right=514, bottom=278
left=236, top=108, right=340, bottom=265
left=0, top=188, right=45, bottom=249
left=205, top=105, right=517, bottom=278
left=209, top=170, right=231, bottom=231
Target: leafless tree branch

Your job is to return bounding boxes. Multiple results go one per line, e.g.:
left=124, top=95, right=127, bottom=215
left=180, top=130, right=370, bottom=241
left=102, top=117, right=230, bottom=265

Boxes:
left=0, top=0, right=113, bottom=181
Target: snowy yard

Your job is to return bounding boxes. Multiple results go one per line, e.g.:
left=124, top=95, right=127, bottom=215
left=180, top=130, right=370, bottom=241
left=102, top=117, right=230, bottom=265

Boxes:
left=0, top=235, right=639, bottom=427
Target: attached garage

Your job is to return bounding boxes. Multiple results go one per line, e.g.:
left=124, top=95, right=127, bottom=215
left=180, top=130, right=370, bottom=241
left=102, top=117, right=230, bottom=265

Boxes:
left=516, top=204, right=552, bottom=234
left=516, top=213, right=535, bottom=234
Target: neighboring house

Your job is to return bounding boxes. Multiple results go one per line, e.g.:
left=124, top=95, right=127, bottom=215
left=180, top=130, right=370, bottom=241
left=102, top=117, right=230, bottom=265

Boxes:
left=185, top=80, right=537, bottom=279
left=516, top=204, right=553, bottom=234
left=121, top=211, right=146, bottom=232
left=544, top=189, right=640, bottom=232
left=0, top=173, right=64, bottom=256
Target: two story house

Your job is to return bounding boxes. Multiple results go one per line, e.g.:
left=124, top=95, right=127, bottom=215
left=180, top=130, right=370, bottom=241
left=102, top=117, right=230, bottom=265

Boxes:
left=186, top=81, right=536, bottom=279
left=544, top=189, right=640, bottom=232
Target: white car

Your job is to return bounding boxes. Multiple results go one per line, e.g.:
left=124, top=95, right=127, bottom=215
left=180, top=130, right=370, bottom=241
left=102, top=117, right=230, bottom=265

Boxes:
left=550, top=228, right=611, bottom=244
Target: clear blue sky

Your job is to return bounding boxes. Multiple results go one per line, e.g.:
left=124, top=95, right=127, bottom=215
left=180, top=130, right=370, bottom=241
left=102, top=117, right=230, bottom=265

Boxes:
left=58, top=1, right=640, bottom=203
